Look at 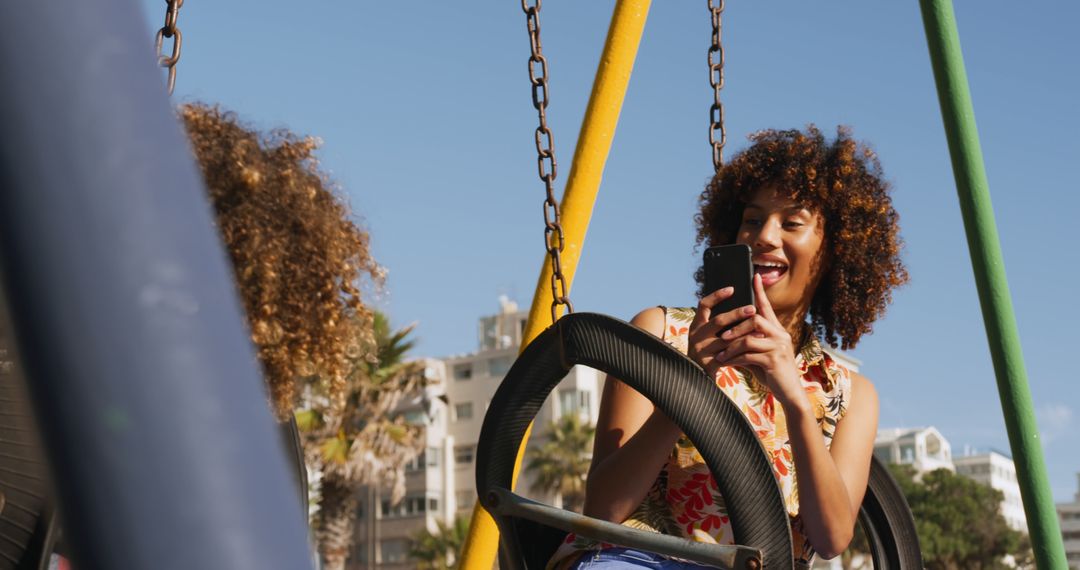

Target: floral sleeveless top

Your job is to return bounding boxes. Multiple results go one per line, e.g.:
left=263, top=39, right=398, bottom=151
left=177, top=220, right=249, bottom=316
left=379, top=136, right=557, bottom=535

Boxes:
left=549, top=307, right=852, bottom=568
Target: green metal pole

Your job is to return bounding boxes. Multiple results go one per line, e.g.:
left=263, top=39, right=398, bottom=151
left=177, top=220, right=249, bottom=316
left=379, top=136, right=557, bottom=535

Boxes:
left=919, top=1, right=1067, bottom=568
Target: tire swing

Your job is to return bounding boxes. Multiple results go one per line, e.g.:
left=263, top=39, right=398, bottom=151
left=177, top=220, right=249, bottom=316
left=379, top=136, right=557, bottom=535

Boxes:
left=475, top=314, right=923, bottom=570
left=474, top=2, right=922, bottom=569
left=476, top=313, right=792, bottom=570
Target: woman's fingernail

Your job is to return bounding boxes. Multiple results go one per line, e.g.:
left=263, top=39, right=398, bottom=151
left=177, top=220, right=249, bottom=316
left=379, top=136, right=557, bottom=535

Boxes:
left=742, top=306, right=755, bottom=315
left=721, top=329, right=732, bottom=339
left=721, top=286, right=734, bottom=294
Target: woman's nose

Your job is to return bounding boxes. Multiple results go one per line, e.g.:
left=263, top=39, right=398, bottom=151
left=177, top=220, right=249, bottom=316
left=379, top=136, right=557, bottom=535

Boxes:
left=755, top=220, right=782, bottom=250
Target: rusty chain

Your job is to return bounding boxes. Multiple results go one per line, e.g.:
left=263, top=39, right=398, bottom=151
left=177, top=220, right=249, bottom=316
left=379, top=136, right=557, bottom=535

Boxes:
left=708, top=0, right=726, bottom=171
left=155, top=0, right=185, bottom=94
left=522, top=0, right=573, bottom=323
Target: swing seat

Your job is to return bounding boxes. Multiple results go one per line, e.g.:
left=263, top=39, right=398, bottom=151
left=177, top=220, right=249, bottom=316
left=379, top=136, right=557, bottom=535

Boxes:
left=476, top=312, right=922, bottom=570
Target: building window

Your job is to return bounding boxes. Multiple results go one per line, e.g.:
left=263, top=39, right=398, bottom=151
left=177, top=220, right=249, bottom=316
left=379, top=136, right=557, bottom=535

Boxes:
left=426, top=446, right=441, bottom=468
left=380, top=539, right=409, bottom=563
left=453, top=363, right=473, bottom=381
left=560, top=390, right=576, bottom=415
left=488, top=356, right=513, bottom=377
left=559, top=390, right=592, bottom=416
left=405, top=451, right=426, bottom=473
left=455, top=444, right=475, bottom=465
left=429, top=497, right=439, bottom=512
left=454, top=402, right=474, bottom=421
left=380, top=495, right=429, bottom=519
left=404, top=409, right=427, bottom=425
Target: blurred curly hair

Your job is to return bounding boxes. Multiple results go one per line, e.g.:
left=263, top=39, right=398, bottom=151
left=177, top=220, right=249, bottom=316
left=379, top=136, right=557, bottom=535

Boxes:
left=695, top=125, right=908, bottom=350
left=180, top=103, right=380, bottom=418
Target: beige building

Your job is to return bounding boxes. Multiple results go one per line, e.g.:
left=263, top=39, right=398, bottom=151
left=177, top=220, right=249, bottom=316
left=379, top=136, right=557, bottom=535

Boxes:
left=349, top=298, right=604, bottom=569
left=1058, top=473, right=1080, bottom=569
left=873, top=426, right=955, bottom=476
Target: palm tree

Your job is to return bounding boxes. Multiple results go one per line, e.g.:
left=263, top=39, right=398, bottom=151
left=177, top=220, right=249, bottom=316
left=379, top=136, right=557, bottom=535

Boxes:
left=297, top=311, right=427, bottom=570
left=525, top=413, right=595, bottom=513
left=408, top=515, right=469, bottom=569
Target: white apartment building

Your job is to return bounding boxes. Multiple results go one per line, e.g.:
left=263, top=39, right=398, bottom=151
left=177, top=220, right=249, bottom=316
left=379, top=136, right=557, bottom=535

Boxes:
left=349, top=299, right=604, bottom=569
left=954, top=450, right=1028, bottom=534
left=873, top=426, right=955, bottom=476
left=871, top=427, right=1029, bottom=536
left=350, top=358, right=451, bottom=569
left=1056, top=473, right=1080, bottom=569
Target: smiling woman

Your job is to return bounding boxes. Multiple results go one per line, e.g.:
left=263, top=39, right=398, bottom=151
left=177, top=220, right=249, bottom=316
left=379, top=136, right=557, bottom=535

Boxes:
left=695, top=126, right=908, bottom=351
left=553, top=126, right=909, bottom=569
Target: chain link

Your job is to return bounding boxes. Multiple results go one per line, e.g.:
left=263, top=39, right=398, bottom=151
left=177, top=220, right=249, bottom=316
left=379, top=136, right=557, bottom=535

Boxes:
left=522, top=0, right=573, bottom=323
left=155, top=0, right=185, bottom=94
left=708, top=0, right=726, bottom=172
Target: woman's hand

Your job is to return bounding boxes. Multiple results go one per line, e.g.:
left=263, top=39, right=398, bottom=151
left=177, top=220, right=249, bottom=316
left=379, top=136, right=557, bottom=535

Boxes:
left=705, top=274, right=809, bottom=412
left=688, top=286, right=756, bottom=376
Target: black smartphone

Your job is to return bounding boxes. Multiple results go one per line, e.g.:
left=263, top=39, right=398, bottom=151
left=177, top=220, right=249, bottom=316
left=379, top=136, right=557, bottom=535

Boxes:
left=702, top=244, right=755, bottom=326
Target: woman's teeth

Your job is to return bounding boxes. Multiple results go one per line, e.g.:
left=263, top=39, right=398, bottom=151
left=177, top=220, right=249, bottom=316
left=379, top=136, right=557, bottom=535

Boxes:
left=754, top=264, right=788, bottom=282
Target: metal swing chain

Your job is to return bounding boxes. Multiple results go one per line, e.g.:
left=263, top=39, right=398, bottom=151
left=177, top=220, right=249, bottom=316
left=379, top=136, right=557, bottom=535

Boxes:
left=523, top=0, right=573, bottom=323
left=708, top=0, right=726, bottom=171
left=155, top=0, right=185, bottom=94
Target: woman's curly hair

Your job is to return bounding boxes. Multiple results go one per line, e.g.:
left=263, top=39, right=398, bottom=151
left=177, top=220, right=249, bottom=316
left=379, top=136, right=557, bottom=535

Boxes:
left=180, top=103, right=381, bottom=418
left=695, top=125, right=908, bottom=350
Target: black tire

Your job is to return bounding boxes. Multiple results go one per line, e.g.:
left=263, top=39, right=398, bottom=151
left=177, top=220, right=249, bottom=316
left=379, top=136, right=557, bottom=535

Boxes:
left=476, top=313, right=793, bottom=569
left=0, top=331, right=56, bottom=570
left=858, top=457, right=923, bottom=569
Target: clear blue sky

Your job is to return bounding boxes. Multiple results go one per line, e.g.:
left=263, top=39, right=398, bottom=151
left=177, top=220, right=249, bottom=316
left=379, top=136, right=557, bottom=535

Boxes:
left=142, top=2, right=1079, bottom=502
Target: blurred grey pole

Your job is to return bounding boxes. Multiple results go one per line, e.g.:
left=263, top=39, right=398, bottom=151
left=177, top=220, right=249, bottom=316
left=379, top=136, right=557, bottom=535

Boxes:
left=0, top=1, right=314, bottom=569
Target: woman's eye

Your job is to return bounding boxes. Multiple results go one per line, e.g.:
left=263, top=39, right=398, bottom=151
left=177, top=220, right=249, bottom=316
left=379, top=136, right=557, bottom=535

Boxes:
left=783, top=221, right=804, bottom=229
left=742, top=218, right=762, bottom=227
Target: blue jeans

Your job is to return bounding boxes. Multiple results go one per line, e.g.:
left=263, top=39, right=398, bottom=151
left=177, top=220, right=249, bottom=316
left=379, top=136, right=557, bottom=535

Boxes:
left=571, top=547, right=717, bottom=570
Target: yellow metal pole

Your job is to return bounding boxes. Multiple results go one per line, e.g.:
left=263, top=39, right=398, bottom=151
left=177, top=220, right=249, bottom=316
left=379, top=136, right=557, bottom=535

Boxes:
left=458, top=1, right=652, bottom=568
